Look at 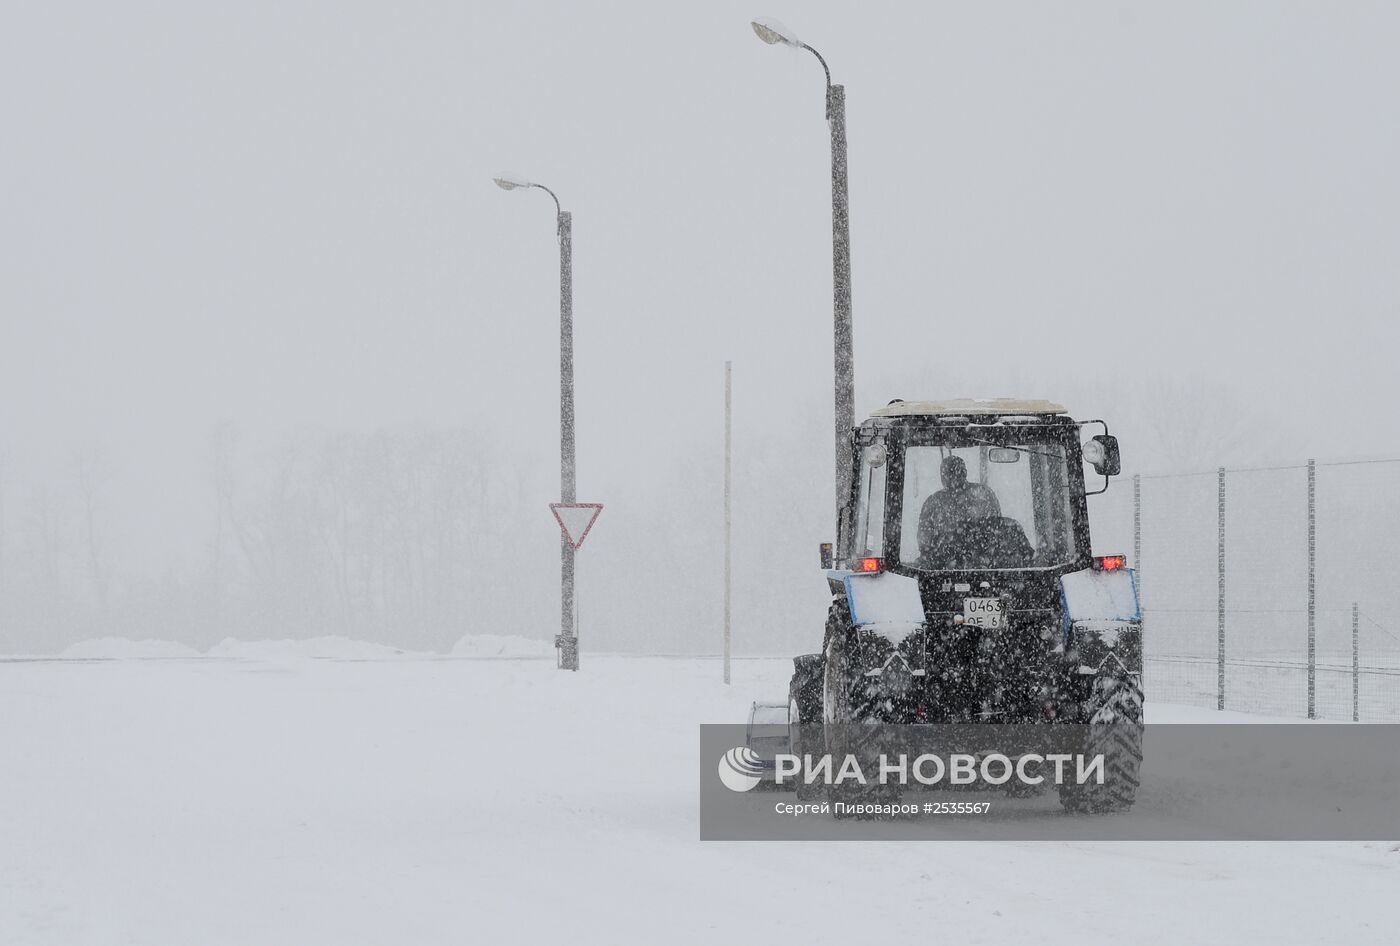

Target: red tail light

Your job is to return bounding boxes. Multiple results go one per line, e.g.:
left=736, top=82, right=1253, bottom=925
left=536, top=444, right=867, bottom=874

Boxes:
left=1093, top=554, right=1128, bottom=571
left=854, top=557, right=883, bottom=573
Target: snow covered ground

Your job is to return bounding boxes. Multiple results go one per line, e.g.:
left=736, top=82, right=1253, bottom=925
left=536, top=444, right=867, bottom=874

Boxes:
left=3, top=649, right=1396, bottom=945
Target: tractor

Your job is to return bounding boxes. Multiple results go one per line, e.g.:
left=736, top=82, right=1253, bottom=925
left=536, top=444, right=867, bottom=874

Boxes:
left=778, top=398, right=1143, bottom=814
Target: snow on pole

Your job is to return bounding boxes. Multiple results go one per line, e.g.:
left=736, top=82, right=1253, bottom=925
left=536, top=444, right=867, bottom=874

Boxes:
left=829, top=82, right=854, bottom=547
left=559, top=208, right=578, bottom=672
left=559, top=208, right=574, bottom=506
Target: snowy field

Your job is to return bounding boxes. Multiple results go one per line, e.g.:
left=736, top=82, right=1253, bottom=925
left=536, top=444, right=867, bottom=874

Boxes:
left=3, top=648, right=1397, bottom=945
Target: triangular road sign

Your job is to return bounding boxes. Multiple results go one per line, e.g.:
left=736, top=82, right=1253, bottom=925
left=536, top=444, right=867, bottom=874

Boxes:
left=550, top=503, right=603, bottom=550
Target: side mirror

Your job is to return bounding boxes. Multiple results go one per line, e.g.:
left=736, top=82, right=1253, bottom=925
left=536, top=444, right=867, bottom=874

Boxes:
left=819, top=542, right=834, bottom=569
left=1083, top=435, right=1121, bottom=477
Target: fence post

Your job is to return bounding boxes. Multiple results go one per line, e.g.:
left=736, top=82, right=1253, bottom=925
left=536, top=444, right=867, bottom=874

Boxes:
left=1352, top=603, right=1359, bottom=723
left=1133, top=473, right=1141, bottom=581
left=1217, top=466, right=1226, bottom=711
left=1307, top=458, right=1316, bottom=719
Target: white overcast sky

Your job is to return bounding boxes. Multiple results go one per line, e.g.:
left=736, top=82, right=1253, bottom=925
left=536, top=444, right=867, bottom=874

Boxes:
left=4, top=1, right=1399, bottom=558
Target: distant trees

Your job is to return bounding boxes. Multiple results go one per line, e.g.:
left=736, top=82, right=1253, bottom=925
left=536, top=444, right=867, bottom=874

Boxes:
left=0, top=425, right=558, bottom=654
left=195, top=425, right=556, bottom=652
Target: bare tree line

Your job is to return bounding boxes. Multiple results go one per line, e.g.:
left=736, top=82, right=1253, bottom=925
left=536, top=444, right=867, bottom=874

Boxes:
left=0, top=426, right=554, bottom=654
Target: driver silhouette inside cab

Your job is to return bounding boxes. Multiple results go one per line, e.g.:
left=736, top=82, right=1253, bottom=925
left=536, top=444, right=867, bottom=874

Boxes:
left=918, top=456, right=1002, bottom=558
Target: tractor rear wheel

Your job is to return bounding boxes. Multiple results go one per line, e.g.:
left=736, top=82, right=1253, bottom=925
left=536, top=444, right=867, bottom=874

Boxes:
left=821, top=603, right=900, bottom=817
left=1058, top=660, right=1144, bottom=813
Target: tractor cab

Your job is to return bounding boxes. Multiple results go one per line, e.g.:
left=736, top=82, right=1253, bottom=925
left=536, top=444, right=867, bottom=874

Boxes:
left=828, top=399, right=1120, bottom=616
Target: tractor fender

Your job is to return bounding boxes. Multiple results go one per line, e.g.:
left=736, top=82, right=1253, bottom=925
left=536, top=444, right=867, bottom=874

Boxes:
left=1059, top=566, right=1144, bottom=675
left=837, top=570, right=924, bottom=629
left=1058, top=565, right=1141, bottom=643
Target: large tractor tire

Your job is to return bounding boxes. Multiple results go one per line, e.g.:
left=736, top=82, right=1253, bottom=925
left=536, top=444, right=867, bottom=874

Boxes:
left=1059, top=659, right=1144, bottom=813
left=820, top=600, right=901, bottom=817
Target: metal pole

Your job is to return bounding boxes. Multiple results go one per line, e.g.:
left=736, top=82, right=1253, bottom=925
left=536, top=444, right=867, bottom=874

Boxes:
left=1352, top=602, right=1359, bottom=723
left=1217, top=467, right=1226, bottom=711
left=1132, top=472, right=1141, bottom=584
left=559, top=209, right=578, bottom=671
left=724, top=361, right=732, bottom=685
left=828, top=83, right=855, bottom=546
left=1307, top=458, right=1316, bottom=717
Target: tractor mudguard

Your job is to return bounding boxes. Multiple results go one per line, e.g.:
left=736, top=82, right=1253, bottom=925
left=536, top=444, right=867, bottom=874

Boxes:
left=1059, top=566, right=1143, bottom=673
left=838, top=570, right=924, bottom=640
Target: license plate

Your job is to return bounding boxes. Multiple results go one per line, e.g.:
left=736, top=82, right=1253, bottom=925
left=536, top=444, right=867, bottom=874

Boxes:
left=963, top=597, right=1006, bottom=629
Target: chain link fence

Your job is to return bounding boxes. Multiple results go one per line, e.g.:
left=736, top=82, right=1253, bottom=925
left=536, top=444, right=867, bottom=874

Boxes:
left=1092, top=458, right=1400, bottom=721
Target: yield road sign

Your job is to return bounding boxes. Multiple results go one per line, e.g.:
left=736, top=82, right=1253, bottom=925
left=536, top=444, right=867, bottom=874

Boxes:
left=550, top=503, right=603, bottom=550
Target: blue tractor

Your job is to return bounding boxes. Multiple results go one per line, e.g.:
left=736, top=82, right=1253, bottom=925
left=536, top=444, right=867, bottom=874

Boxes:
left=782, top=399, right=1143, bottom=813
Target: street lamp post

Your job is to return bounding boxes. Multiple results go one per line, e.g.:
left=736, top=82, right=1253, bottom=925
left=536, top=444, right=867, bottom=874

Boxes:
left=751, top=18, right=855, bottom=550
left=494, top=175, right=579, bottom=671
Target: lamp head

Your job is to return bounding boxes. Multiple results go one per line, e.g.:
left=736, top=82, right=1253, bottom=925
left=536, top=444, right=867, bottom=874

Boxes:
left=751, top=17, right=799, bottom=47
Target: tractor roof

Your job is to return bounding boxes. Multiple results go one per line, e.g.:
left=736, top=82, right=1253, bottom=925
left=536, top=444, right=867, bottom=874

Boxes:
left=871, top=398, right=1068, bottom=419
